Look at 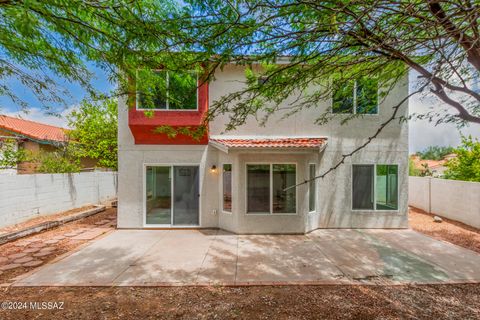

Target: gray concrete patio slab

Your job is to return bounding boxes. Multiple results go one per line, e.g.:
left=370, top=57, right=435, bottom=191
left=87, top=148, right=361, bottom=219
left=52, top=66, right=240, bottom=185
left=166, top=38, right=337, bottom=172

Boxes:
left=12, top=229, right=480, bottom=286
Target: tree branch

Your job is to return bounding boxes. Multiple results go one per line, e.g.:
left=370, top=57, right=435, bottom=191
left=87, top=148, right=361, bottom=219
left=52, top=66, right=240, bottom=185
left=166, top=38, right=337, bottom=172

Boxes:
left=284, top=83, right=425, bottom=191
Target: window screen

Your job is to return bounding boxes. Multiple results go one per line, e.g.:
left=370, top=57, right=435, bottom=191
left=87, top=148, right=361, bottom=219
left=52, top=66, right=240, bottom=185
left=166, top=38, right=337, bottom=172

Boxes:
left=247, top=165, right=270, bottom=213
left=309, top=164, right=316, bottom=212
left=272, top=164, right=296, bottom=213
left=223, top=164, right=232, bottom=212
left=352, top=165, right=374, bottom=210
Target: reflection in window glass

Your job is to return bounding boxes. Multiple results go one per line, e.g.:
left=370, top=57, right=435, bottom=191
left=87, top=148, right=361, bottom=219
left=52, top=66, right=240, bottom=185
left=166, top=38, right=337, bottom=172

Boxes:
left=223, top=164, right=232, bottom=212
left=356, top=77, right=378, bottom=114
left=168, top=72, right=197, bottom=110
left=137, top=70, right=168, bottom=109
left=332, top=82, right=354, bottom=113
left=145, top=166, right=172, bottom=224
left=309, top=164, right=316, bottom=212
left=272, top=164, right=296, bottom=213
left=376, top=165, right=398, bottom=210
left=352, top=165, right=374, bottom=210
left=247, top=165, right=270, bottom=213
left=136, top=70, right=197, bottom=110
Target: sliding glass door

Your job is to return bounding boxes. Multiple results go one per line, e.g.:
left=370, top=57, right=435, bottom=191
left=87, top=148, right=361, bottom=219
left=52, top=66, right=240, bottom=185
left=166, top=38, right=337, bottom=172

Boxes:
left=145, top=165, right=199, bottom=226
left=173, top=166, right=199, bottom=225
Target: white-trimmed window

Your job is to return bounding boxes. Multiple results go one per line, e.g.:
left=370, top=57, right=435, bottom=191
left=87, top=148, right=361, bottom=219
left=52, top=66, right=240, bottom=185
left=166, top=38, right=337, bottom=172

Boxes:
left=332, top=77, right=378, bottom=114
left=352, top=164, right=398, bottom=211
left=136, top=70, right=198, bottom=110
left=309, top=164, right=316, bottom=212
left=223, top=164, right=232, bottom=212
left=247, top=164, right=296, bottom=214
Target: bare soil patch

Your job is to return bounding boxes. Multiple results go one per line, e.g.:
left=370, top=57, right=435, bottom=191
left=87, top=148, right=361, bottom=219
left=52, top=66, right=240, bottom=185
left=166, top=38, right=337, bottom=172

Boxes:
left=0, top=284, right=478, bottom=319
left=409, top=206, right=480, bottom=254
left=0, top=205, right=96, bottom=235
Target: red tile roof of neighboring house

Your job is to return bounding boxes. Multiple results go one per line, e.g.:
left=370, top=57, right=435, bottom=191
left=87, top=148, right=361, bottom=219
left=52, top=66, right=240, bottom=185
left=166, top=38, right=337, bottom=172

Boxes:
left=0, top=115, right=67, bottom=143
left=210, top=137, right=327, bottom=150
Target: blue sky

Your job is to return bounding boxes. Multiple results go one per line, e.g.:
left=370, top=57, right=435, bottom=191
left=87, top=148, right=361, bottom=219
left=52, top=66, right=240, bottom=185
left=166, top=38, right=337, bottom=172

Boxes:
left=0, top=67, right=479, bottom=153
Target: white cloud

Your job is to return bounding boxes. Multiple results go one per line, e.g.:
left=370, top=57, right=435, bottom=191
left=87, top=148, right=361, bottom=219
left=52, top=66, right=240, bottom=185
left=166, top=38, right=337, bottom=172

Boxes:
left=408, top=71, right=480, bottom=153
left=2, top=107, right=73, bottom=129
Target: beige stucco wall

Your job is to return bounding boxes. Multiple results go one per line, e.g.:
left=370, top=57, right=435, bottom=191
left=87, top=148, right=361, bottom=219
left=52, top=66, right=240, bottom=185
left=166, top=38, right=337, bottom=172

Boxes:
left=117, top=64, right=409, bottom=232
left=409, top=177, right=480, bottom=229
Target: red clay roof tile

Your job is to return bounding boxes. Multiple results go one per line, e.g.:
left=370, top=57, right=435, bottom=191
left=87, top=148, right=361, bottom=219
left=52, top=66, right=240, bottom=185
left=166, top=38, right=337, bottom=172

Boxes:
left=210, top=137, right=327, bottom=149
left=0, top=115, right=67, bottom=143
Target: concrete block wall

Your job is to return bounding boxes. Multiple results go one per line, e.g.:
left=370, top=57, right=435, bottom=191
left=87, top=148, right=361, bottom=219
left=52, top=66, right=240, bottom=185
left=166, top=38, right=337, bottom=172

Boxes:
left=0, top=172, right=117, bottom=228
left=409, top=176, right=480, bottom=228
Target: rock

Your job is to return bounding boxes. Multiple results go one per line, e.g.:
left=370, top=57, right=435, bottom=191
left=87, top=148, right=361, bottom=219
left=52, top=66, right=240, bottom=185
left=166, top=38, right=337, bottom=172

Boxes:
left=13, top=256, right=34, bottom=264
left=8, top=252, right=26, bottom=260
left=22, top=260, right=43, bottom=267
left=0, top=263, right=21, bottom=271
left=433, top=216, right=443, bottom=223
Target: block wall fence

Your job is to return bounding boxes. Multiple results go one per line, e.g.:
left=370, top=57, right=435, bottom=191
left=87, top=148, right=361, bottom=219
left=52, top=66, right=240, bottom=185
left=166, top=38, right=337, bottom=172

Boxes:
left=0, top=172, right=117, bottom=228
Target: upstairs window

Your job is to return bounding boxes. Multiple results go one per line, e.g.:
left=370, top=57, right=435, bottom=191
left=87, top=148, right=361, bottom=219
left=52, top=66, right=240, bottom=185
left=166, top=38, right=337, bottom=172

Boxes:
left=136, top=70, right=197, bottom=110
left=332, top=77, right=378, bottom=114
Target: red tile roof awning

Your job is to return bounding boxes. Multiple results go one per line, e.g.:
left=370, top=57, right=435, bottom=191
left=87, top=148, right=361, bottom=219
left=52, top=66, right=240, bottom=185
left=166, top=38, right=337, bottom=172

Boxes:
left=0, top=115, right=67, bottom=143
left=209, top=137, right=327, bottom=153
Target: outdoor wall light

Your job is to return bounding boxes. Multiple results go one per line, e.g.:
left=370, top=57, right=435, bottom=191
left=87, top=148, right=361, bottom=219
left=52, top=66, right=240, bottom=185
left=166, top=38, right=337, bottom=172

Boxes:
left=210, top=165, right=217, bottom=173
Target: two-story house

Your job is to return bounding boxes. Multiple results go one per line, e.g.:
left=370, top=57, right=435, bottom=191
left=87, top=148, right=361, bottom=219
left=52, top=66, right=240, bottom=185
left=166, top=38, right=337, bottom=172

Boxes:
left=117, top=62, right=408, bottom=233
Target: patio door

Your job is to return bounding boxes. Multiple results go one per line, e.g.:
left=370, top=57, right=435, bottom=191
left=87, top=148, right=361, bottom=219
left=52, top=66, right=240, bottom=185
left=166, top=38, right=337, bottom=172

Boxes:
left=145, top=165, right=199, bottom=226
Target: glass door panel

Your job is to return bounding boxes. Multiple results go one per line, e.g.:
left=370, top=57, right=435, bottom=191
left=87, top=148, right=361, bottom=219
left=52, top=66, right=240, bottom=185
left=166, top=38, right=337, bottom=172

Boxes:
left=145, top=166, right=172, bottom=225
left=173, top=166, right=199, bottom=226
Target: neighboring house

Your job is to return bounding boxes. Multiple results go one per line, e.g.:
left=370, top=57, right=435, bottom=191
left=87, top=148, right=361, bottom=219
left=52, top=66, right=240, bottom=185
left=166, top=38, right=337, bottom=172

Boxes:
left=410, top=154, right=456, bottom=177
left=118, top=63, right=409, bottom=233
left=0, top=115, right=96, bottom=174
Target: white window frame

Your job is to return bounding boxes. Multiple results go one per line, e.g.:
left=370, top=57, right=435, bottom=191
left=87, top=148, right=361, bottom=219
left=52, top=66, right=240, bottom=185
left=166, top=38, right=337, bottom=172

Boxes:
left=245, top=162, right=297, bottom=215
left=222, top=163, right=233, bottom=214
left=308, top=163, right=316, bottom=213
left=135, top=70, right=199, bottom=111
left=351, top=164, right=399, bottom=212
left=331, top=79, right=379, bottom=115
left=143, top=163, right=201, bottom=228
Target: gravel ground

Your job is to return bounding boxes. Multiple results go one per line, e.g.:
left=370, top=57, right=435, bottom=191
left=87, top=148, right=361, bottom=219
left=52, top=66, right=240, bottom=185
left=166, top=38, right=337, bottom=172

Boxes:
left=409, top=206, right=480, bottom=254
left=0, top=284, right=478, bottom=319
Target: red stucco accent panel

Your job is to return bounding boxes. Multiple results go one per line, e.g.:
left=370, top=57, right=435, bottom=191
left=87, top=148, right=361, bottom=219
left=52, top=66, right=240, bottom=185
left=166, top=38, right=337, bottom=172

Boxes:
left=128, top=81, right=208, bottom=145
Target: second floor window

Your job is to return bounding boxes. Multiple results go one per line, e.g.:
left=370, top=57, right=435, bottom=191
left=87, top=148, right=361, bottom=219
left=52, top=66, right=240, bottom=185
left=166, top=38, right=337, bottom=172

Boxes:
left=136, top=70, right=197, bottom=110
left=332, top=77, right=378, bottom=114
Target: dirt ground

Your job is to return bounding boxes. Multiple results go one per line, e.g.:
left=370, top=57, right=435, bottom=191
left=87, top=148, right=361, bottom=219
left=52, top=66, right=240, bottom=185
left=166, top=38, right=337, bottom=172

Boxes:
left=0, top=207, right=479, bottom=319
left=0, top=205, right=96, bottom=235
left=409, top=206, right=480, bottom=254
left=0, top=284, right=478, bottom=319
left=0, top=208, right=116, bottom=284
